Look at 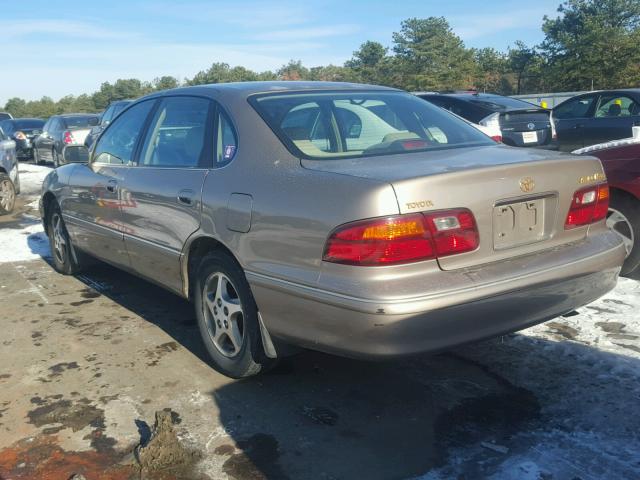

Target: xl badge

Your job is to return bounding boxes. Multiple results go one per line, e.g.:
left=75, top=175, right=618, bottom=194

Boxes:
left=519, top=177, right=535, bottom=193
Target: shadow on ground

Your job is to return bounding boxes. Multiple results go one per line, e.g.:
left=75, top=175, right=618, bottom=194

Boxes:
left=58, top=261, right=640, bottom=480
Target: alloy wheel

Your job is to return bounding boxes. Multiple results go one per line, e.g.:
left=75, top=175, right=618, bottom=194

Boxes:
left=607, top=207, right=634, bottom=257
left=51, top=213, right=67, bottom=264
left=202, top=272, right=245, bottom=358
left=0, top=179, right=15, bottom=212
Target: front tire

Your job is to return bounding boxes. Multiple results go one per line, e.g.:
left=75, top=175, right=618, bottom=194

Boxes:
left=194, top=251, right=276, bottom=378
left=607, top=193, right=640, bottom=276
left=0, top=174, right=16, bottom=215
left=47, top=203, right=83, bottom=275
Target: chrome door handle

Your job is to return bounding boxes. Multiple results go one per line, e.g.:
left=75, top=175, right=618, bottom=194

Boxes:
left=177, top=189, right=195, bottom=206
left=106, top=180, right=117, bottom=193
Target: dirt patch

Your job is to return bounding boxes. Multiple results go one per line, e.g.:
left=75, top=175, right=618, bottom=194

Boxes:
left=596, top=321, right=626, bottom=334
left=0, top=435, right=137, bottom=480
left=145, top=342, right=180, bottom=367
left=546, top=321, right=579, bottom=340
left=135, top=409, right=202, bottom=478
left=27, top=397, right=104, bottom=432
left=80, top=288, right=102, bottom=299
left=70, top=299, right=94, bottom=307
left=48, top=361, right=80, bottom=377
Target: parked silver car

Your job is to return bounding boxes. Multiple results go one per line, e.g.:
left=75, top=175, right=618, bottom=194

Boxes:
left=40, top=82, right=625, bottom=378
left=0, top=126, right=19, bottom=215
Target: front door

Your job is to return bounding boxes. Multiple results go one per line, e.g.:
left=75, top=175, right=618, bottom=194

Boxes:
left=553, top=94, right=597, bottom=152
left=63, top=99, right=157, bottom=268
left=119, top=96, right=213, bottom=294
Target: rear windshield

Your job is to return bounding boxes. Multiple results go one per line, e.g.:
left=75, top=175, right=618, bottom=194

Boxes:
left=14, top=119, right=45, bottom=130
left=250, top=91, right=494, bottom=160
left=63, top=116, right=99, bottom=128
left=466, top=96, right=539, bottom=112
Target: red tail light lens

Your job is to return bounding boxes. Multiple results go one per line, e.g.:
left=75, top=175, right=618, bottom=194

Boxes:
left=63, top=131, right=74, bottom=144
left=565, top=183, right=609, bottom=229
left=490, top=135, right=503, bottom=143
left=323, top=209, right=479, bottom=266
left=424, top=209, right=479, bottom=257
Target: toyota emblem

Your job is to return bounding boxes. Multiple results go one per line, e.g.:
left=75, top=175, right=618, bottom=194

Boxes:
left=527, top=123, right=536, bottom=130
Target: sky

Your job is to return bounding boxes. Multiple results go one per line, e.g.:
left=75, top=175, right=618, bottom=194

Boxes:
left=0, top=0, right=561, bottom=106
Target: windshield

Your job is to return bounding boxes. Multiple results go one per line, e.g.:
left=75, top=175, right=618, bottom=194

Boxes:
left=14, top=119, right=45, bottom=130
left=251, top=91, right=494, bottom=160
left=63, top=116, right=99, bottom=128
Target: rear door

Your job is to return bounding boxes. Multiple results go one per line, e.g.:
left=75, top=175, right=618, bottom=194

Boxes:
left=582, top=93, right=640, bottom=146
left=552, top=94, right=598, bottom=151
left=63, top=100, right=156, bottom=269
left=36, top=117, right=57, bottom=161
left=118, top=95, right=213, bottom=294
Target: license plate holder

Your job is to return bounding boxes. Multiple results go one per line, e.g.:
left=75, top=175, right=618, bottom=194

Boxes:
left=493, top=195, right=553, bottom=250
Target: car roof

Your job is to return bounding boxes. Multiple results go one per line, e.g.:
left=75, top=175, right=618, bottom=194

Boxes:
left=7, top=117, right=43, bottom=122
left=140, top=81, right=400, bottom=101
left=56, top=113, right=99, bottom=118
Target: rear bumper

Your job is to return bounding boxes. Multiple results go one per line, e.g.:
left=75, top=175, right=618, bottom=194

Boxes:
left=249, top=231, right=625, bottom=358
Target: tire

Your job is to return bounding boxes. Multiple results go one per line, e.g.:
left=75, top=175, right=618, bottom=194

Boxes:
left=0, top=174, right=16, bottom=215
left=607, top=193, right=640, bottom=276
left=194, top=251, right=276, bottom=378
left=46, top=202, right=84, bottom=275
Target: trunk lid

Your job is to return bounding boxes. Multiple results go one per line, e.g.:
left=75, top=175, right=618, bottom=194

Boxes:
left=303, top=145, right=605, bottom=270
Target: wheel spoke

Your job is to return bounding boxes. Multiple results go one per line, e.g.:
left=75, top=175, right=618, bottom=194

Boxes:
left=227, top=322, right=243, bottom=353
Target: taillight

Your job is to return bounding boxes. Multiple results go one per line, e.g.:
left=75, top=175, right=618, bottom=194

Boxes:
left=14, top=131, right=27, bottom=140
left=323, top=209, right=479, bottom=266
left=63, top=131, right=74, bottom=144
left=490, top=135, right=503, bottom=143
left=424, top=209, right=479, bottom=257
left=565, top=183, right=609, bottom=229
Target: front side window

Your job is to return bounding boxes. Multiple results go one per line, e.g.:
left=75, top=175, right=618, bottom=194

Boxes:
left=100, top=106, right=115, bottom=125
left=139, top=96, right=210, bottom=168
left=0, top=121, right=12, bottom=135
left=595, top=95, right=640, bottom=118
left=251, top=91, right=493, bottom=160
left=554, top=96, right=596, bottom=120
left=93, top=100, right=155, bottom=165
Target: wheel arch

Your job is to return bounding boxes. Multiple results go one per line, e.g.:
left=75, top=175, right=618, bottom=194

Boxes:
left=41, top=191, right=58, bottom=235
left=182, top=234, right=242, bottom=300
left=610, top=185, right=640, bottom=203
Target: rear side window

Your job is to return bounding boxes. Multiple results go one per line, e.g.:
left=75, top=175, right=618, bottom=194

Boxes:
left=215, top=109, right=237, bottom=166
left=595, top=95, right=640, bottom=118
left=0, top=121, right=12, bottom=135
left=251, top=91, right=493, bottom=160
left=139, top=96, right=211, bottom=168
left=94, top=100, right=155, bottom=165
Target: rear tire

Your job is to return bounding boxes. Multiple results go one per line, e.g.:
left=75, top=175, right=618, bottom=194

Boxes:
left=47, top=202, right=84, bottom=275
left=0, top=174, right=16, bottom=215
left=607, top=193, right=640, bottom=276
left=194, top=251, right=276, bottom=378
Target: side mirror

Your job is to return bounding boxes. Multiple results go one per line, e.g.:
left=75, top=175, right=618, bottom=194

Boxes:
left=62, top=145, right=90, bottom=165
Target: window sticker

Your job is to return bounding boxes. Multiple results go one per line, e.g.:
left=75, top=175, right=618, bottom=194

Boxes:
left=223, top=145, right=236, bottom=160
